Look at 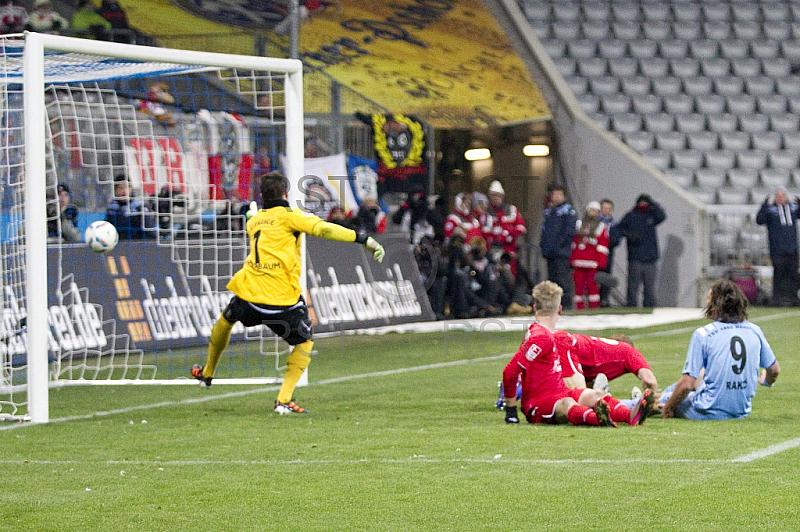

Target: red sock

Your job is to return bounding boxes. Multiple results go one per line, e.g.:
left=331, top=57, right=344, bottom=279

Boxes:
left=603, top=395, right=632, bottom=423
left=567, top=404, right=598, bottom=426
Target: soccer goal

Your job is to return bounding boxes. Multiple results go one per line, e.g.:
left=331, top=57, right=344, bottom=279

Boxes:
left=1, top=32, right=304, bottom=423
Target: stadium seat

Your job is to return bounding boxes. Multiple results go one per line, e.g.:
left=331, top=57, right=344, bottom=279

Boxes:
left=738, top=113, right=770, bottom=134
left=577, top=94, right=600, bottom=114
left=702, top=3, right=730, bottom=21
left=664, top=95, right=696, bottom=115
left=695, top=94, right=726, bottom=114
left=608, top=57, right=638, bottom=77
left=736, top=150, right=768, bottom=171
left=733, top=21, right=761, bottom=41
left=687, top=131, right=719, bottom=151
left=589, top=76, right=620, bottom=96
left=671, top=149, right=704, bottom=170
left=664, top=168, right=695, bottom=188
left=707, top=113, right=739, bottom=134
left=589, top=112, right=611, bottom=129
left=611, top=112, right=643, bottom=133
left=768, top=150, right=800, bottom=170
left=689, top=40, right=719, bottom=60
left=655, top=131, right=686, bottom=151
left=671, top=22, right=702, bottom=41
left=554, top=57, right=577, bottom=77
left=673, top=3, right=701, bottom=22
left=583, top=3, right=611, bottom=21
left=601, top=94, right=632, bottom=114
left=598, top=39, right=627, bottom=59
left=751, top=131, right=782, bottom=151
left=643, top=113, right=675, bottom=133
left=710, top=230, right=738, bottom=261
left=725, top=94, right=755, bottom=114
left=760, top=168, right=792, bottom=188
left=627, top=39, right=658, bottom=58
left=782, top=132, right=800, bottom=150
left=683, top=76, right=713, bottom=97
left=762, top=3, right=790, bottom=22
left=731, top=59, right=762, bottom=78
left=577, top=57, right=608, bottom=77
left=780, top=40, right=800, bottom=68
left=612, top=21, right=640, bottom=40
left=686, top=185, right=718, bottom=205
left=542, top=39, right=567, bottom=58
left=623, top=131, right=655, bottom=152
left=719, top=39, right=749, bottom=60
left=719, top=131, right=751, bottom=151
left=582, top=20, right=611, bottom=40
left=788, top=96, right=800, bottom=114
left=659, top=40, right=689, bottom=59
left=731, top=3, right=759, bottom=22
left=715, top=77, right=745, bottom=98
left=568, top=40, right=598, bottom=59
left=705, top=150, right=737, bottom=171
left=612, top=3, right=640, bottom=21
left=620, top=76, right=652, bottom=96
left=763, top=21, right=791, bottom=40
left=739, top=229, right=767, bottom=262
left=717, top=187, right=750, bottom=205
left=642, top=149, right=672, bottom=170
left=727, top=168, right=760, bottom=189
left=553, top=3, right=580, bottom=21
left=744, top=77, right=775, bottom=97
left=643, top=21, right=670, bottom=41
left=670, top=58, right=700, bottom=77
left=695, top=169, right=727, bottom=189
left=703, top=22, right=731, bottom=40
left=675, top=113, right=706, bottom=133
left=701, top=58, right=731, bottom=77
left=565, top=76, right=589, bottom=96
left=552, top=21, right=580, bottom=40
left=775, top=76, right=800, bottom=97
left=530, top=24, right=550, bottom=39
left=631, top=94, right=662, bottom=114
left=757, top=95, right=788, bottom=115
left=750, top=40, right=780, bottom=60
left=639, top=58, right=669, bottom=78
left=651, top=76, right=682, bottom=97
left=642, top=2, right=670, bottom=21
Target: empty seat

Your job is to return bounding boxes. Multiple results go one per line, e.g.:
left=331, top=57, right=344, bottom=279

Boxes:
left=733, top=21, right=761, bottom=40
left=577, top=94, right=601, bottom=114
left=631, top=94, right=662, bottom=114
left=643, top=21, right=671, bottom=41
left=758, top=95, right=788, bottom=115
left=727, top=168, right=759, bottom=188
left=583, top=3, right=611, bottom=21
left=701, top=58, right=731, bottom=77
left=717, top=187, right=750, bottom=205
left=589, top=112, right=611, bottom=129
left=582, top=20, right=611, bottom=40
left=601, top=94, right=632, bottom=114
left=611, top=113, right=643, bottom=133
left=589, top=76, right=620, bottom=96
left=731, top=3, right=759, bottom=22
left=577, top=58, right=608, bottom=77
left=705, top=150, right=737, bottom=170
left=568, top=40, right=597, bottom=59
left=642, top=2, right=670, bottom=21
left=736, top=150, right=768, bottom=170
left=566, top=76, right=589, bottom=95
left=670, top=58, right=700, bottom=77
left=769, top=150, right=800, bottom=170
left=592, top=40, right=621, bottom=59
left=690, top=40, right=719, bottom=60
left=542, top=39, right=567, bottom=58
left=775, top=76, right=800, bottom=97
left=651, top=76, right=682, bottom=97
left=683, top=76, right=713, bottom=96
left=664, top=95, right=696, bottom=115
left=750, top=40, right=780, bottom=60
left=672, top=149, right=704, bottom=170
left=673, top=2, right=701, bottom=22
left=639, top=57, right=669, bottom=78
left=623, top=131, right=655, bottom=152
left=664, top=168, right=695, bottom=188
left=687, top=131, right=719, bottom=150
left=719, top=39, right=749, bottom=60
left=780, top=40, right=800, bottom=68
left=553, top=3, right=580, bottom=21
left=695, top=168, right=727, bottom=188
left=704, top=23, right=731, bottom=40
left=752, top=131, right=783, bottom=151
left=695, top=94, right=726, bottom=114
left=620, top=76, right=651, bottom=96
left=788, top=96, right=800, bottom=114
left=791, top=4, right=800, bottom=24
left=655, top=131, right=686, bottom=151
left=725, top=94, right=755, bottom=114
left=675, top=113, right=706, bottom=133
left=530, top=23, right=550, bottom=40
left=702, top=3, right=730, bottom=21
left=732, top=59, right=762, bottom=78
left=554, top=57, right=577, bottom=77
left=552, top=21, right=581, bottom=40
left=762, top=3, right=790, bottom=22
left=608, top=57, right=638, bottom=77
left=762, top=58, right=792, bottom=78
left=642, top=149, right=672, bottom=171
left=782, top=132, right=800, bottom=150
left=715, top=77, right=744, bottom=97
left=659, top=40, right=689, bottom=59
left=687, top=186, right=718, bottom=205
left=612, top=3, right=640, bottom=21
left=627, top=39, right=658, bottom=59
left=739, top=113, right=770, bottom=134
left=719, top=131, right=751, bottom=151
left=763, top=21, right=792, bottom=41
left=707, top=114, right=739, bottom=134
left=744, top=77, right=775, bottom=97
left=522, top=3, right=549, bottom=23
left=760, top=168, right=792, bottom=188
left=643, top=113, right=675, bottom=133
left=612, top=21, right=640, bottom=40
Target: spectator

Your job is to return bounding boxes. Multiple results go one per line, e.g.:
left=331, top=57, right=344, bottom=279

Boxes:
left=598, top=198, right=616, bottom=307
left=392, top=190, right=435, bottom=244
left=71, top=0, right=111, bottom=40
left=611, top=194, right=666, bottom=308
left=0, top=0, right=27, bottom=34
left=756, top=187, right=800, bottom=306
left=486, top=180, right=527, bottom=259
left=47, top=183, right=81, bottom=243
left=465, top=235, right=505, bottom=316
left=539, top=185, right=576, bottom=309
left=500, top=252, right=534, bottom=315
left=27, top=0, right=68, bottom=34
left=105, top=175, right=157, bottom=240
left=327, top=206, right=356, bottom=230
left=354, top=197, right=386, bottom=235
left=444, top=192, right=482, bottom=243
left=570, top=201, right=610, bottom=310
left=95, top=0, right=131, bottom=42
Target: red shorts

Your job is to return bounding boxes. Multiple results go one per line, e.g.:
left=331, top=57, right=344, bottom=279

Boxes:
left=584, top=346, right=651, bottom=382
left=525, top=388, right=584, bottom=424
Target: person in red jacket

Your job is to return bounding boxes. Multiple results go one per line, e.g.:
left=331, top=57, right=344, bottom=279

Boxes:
left=570, top=201, right=609, bottom=310
left=486, top=180, right=527, bottom=258
left=443, top=192, right=482, bottom=242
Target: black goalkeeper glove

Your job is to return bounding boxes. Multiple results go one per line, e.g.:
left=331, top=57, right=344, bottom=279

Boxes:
left=504, top=405, right=520, bottom=424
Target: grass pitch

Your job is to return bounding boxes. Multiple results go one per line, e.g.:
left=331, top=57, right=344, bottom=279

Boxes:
left=2, top=308, right=799, bottom=531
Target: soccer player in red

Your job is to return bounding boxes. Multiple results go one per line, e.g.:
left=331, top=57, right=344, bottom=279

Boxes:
left=553, top=330, right=658, bottom=394
left=501, top=281, right=653, bottom=427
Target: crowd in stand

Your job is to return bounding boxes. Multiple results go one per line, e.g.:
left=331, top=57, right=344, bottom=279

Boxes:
left=1, top=0, right=136, bottom=42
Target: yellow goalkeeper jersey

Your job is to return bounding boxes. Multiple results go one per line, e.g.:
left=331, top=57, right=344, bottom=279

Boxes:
left=227, top=202, right=357, bottom=306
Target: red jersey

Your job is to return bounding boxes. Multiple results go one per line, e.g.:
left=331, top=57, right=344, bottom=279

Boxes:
left=488, top=204, right=527, bottom=253
left=553, top=331, right=650, bottom=381
left=503, top=321, right=570, bottom=416
left=569, top=221, right=609, bottom=270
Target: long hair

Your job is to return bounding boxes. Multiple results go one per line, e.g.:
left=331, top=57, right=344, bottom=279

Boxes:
left=705, top=279, right=749, bottom=323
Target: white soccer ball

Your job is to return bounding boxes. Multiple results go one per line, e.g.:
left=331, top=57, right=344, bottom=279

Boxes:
left=84, top=220, right=119, bottom=252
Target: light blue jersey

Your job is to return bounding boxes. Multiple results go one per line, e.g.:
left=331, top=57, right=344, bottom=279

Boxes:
left=662, top=320, right=777, bottom=420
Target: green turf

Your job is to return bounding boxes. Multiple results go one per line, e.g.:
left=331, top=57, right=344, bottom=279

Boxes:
left=1, top=308, right=798, bottom=531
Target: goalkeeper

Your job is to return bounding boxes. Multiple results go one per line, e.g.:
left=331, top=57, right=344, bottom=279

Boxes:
left=192, top=171, right=385, bottom=414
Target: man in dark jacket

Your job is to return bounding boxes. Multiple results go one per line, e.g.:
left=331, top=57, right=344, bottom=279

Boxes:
left=105, top=175, right=158, bottom=240
left=540, top=186, right=576, bottom=309
left=610, top=194, right=666, bottom=308
left=756, top=187, right=800, bottom=306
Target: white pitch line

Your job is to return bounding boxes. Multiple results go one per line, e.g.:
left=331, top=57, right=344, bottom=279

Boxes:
left=730, top=437, right=800, bottom=463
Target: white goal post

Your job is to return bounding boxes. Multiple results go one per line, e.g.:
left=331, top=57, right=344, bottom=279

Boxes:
left=5, top=33, right=305, bottom=423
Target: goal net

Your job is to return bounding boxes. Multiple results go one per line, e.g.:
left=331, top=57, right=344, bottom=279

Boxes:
left=1, top=33, right=304, bottom=423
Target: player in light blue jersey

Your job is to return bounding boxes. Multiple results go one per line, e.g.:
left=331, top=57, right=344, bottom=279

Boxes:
left=660, top=279, right=780, bottom=420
